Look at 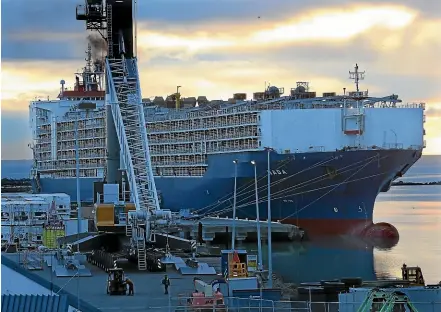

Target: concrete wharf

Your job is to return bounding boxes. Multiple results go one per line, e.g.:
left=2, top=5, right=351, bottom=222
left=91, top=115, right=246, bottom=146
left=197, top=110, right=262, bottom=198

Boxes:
left=169, top=216, right=304, bottom=243
left=1, top=253, right=307, bottom=312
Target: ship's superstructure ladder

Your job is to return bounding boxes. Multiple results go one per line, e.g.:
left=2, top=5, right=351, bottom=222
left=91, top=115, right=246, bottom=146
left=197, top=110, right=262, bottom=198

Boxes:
left=357, top=289, right=419, bottom=312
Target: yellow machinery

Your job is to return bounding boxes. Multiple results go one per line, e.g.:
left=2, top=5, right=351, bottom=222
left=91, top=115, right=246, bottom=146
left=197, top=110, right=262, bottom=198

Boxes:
left=94, top=203, right=136, bottom=232
left=401, top=263, right=425, bottom=286
left=228, top=251, right=248, bottom=278
left=43, top=224, right=65, bottom=249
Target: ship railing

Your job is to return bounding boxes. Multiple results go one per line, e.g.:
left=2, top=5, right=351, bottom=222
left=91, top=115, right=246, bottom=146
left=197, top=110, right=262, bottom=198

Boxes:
left=36, top=129, right=52, bottom=135
left=37, top=139, right=52, bottom=144
left=410, top=144, right=423, bottom=150
left=148, top=135, right=258, bottom=145
left=148, top=132, right=241, bottom=142
left=383, top=143, right=404, bottom=150
left=37, top=163, right=105, bottom=170
left=398, top=102, right=426, bottom=109
left=35, top=149, right=51, bottom=153
left=36, top=156, right=52, bottom=161
left=145, top=98, right=416, bottom=123
left=57, top=143, right=106, bottom=149
left=147, top=122, right=258, bottom=134
left=152, top=161, right=208, bottom=167
left=57, top=133, right=106, bottom=141
left=305, top=145, right=326, bottom=152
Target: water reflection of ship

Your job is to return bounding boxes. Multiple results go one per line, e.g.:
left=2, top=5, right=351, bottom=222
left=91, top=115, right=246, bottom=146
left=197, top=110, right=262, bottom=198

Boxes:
left=268, top=237, right=379, bottom=283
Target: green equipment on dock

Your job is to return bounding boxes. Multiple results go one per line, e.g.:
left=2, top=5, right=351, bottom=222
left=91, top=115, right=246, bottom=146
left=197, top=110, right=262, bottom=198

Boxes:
left=42, top=225, right=65, bottom=249
left=357, top=289, right=419, bottom=312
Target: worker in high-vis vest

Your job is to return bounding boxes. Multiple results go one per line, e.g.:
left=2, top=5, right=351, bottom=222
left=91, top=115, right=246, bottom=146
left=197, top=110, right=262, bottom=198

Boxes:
left=125, top=277, right=134, bottom=295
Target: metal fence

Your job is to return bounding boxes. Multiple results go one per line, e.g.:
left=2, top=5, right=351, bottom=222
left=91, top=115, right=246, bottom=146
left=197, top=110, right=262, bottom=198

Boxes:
left=113, top=295, right=441, bottom=312
left=121, top=296, right=340, bottom=312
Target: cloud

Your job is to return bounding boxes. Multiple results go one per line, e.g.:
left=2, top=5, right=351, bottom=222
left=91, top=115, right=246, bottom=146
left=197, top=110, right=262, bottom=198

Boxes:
left=1, top=0, right=441, bottom=157
left=250, top=6, right=415, bottom=44
left=1, top=60, right=84, bottom=111
left=425, top=106, right=441, bottom=118
left=138, top=5, right=417, bottom=57
left=424, top=137, right=441, bottom=155
left=1, top=111, right=32, bottom=160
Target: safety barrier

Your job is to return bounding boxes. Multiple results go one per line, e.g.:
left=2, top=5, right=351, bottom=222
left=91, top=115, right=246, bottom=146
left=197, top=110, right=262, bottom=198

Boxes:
left=137, top=296, right=341, bottom=311
left=110, top=295, right=440, bottom=312
left=121, top=296, right=337, bottom=311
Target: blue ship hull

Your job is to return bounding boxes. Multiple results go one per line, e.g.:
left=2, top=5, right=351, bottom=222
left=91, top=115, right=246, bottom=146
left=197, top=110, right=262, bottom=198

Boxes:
left=35, top=149, right=421, bottom=235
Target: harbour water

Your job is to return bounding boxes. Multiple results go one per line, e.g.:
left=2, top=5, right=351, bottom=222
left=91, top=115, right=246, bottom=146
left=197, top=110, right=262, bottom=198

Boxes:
left=261, top=155, right=441, bottom=285
left=2, top=156, right=441, bottom=285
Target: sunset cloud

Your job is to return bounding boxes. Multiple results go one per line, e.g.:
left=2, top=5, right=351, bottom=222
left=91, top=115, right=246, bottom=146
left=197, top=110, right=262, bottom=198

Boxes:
left=1, top=0, right=440, bottom=158
left=137, top=5, right=418, bottom=58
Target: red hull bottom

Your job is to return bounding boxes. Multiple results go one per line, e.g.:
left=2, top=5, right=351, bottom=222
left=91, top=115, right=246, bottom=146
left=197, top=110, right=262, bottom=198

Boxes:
left=283, top=218, right=399, bottom=239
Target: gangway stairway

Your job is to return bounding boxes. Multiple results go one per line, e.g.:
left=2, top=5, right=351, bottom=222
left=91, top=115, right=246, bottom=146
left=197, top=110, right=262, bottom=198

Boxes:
left=105, top=55, right=161, bottom=270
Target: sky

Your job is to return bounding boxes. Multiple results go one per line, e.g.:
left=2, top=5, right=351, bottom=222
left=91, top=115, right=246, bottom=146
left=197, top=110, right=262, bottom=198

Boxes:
left=1, top=0, right=441, bottom=159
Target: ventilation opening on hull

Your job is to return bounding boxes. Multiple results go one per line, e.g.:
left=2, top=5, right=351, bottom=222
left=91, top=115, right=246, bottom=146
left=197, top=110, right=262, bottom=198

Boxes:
left=344, top=130, right=363, bottom=135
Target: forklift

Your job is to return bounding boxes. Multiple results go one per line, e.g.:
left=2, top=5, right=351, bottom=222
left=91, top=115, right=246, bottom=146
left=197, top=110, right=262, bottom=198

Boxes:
left=106, top=268, right=127, bottom=295
left=401, top=263, right=425, bottom=286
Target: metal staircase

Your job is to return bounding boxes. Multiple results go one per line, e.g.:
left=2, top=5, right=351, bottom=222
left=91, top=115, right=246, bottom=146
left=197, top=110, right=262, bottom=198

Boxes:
left=357, top=289, right=419, bottom=312
left=125, top=213, right=132, bottom=237
left=135, top=226, right=147, bottom=271
left=105, top=53, right=160, bottom=270
left=106, top=57, right=160, bottom=214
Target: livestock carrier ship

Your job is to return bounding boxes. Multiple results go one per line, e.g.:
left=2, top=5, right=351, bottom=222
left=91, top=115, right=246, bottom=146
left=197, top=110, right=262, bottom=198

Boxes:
left=29, top=0, right=426, bottom=237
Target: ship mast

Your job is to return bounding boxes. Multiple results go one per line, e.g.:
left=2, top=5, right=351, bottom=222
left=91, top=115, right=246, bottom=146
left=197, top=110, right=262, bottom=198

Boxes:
left=349, top=63, right=365, bottom=92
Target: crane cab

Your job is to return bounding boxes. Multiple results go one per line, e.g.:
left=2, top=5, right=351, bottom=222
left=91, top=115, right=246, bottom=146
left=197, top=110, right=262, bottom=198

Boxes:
left=76, top=0, right=104, bottom=21
left=401, top=263, right=425, bottom=286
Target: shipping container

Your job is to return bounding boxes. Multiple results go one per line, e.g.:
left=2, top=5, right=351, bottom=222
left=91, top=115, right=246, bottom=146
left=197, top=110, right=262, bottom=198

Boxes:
left=323, top=92, right=336, bottom=97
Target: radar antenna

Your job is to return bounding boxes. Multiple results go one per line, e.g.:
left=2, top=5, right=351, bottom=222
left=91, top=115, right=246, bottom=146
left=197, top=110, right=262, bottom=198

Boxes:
left=349, top=63, right=365, bottom=92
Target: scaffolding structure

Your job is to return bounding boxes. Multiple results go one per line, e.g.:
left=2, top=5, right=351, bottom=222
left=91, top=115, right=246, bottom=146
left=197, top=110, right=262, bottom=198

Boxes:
left=34, top=108, right=107, bottom=178
left=33, top=101, right=262, bottom=178
left=0, top=202, right=45, bottom=270
left=147, top=111, right=260, bottom=176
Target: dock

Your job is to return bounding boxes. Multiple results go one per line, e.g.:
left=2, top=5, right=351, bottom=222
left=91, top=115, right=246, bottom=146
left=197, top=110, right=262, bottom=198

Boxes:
left=2, top=253, right=299, bottom=312
left=174, top=216, right=303, bottom=243
left=57, top=215, right=304, bottom=257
